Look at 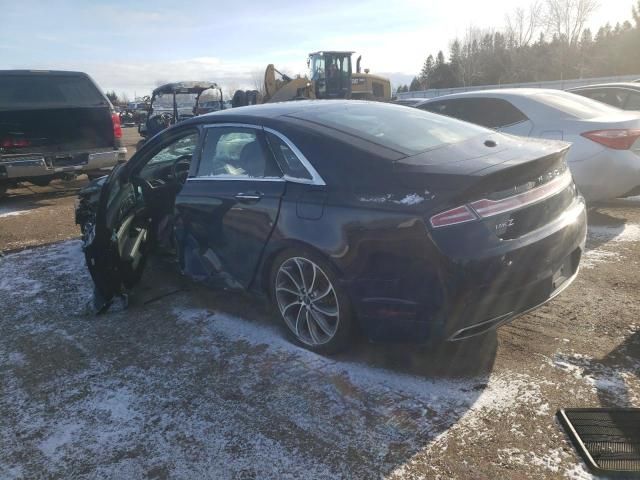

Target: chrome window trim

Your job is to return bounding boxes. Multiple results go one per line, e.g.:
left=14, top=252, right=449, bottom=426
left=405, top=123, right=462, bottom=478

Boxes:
left=187, top=176, right=285, bottom=183
left=263, top=127, right=326, bottom=186
left=202, top=122, right=263, bottom=130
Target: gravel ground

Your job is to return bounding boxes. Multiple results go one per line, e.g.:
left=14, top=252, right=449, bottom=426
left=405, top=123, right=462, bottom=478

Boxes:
left=0, top=161, right=639, bottom=478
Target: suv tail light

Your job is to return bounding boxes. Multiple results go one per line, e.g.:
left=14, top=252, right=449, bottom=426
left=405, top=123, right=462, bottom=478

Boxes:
left=581, top=129, right=640, bottom=150
left=430, top=170, right=573, bottom=228
left=1, top=137, right=30, bottom=148
left=111, top=113, right=122, bottom=139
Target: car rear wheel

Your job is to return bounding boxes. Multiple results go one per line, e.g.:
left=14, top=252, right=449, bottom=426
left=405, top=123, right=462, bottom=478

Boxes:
left=270, top=250, right=352, bottom=354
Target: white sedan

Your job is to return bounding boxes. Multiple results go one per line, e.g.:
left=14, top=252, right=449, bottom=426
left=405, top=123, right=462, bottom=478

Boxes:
left=416, top=89, right=640, bottom=201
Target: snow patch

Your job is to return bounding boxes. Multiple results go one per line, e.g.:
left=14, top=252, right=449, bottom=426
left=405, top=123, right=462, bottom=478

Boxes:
left=582, top=223, right=640, bottom=268
left=588, top=223, right=640, bottom=243
left=0, top=209, right=30, bottom=218
left=175, top=307, right=557, bottom=475
left=497, top=447, right=568, bottom=474
left=39, top=422, right=82, bottom=460
left=396, top=193, right=425, bottom=205
left=358, top=191, right=432, bottom=205
left=564, top=463, right=595, bottom=479
left=550, top=353, right=639, bottom=405
left=359, top=194, right=392, bottom=203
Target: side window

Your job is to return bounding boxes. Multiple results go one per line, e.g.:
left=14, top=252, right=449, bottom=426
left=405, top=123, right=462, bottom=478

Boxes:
left=452, top=98, right=527, bottom=129
left=487, top=99, right=528, bottom=127
left=422, top=98, right=527, bottom=129
left=418, top=100, right=450, bottom=115
left=146, top=133, right=199, bottom=166
left=581, top=89, right=628, bottom=108
left=624, top=91, right=640, bottom=110
left=197, top=127, right=280, bottom=178
left=265, top=131, right=312, bottom=181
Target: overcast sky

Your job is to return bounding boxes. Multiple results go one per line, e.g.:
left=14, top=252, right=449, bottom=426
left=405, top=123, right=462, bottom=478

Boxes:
left=1, top=0, right=635, bottom=98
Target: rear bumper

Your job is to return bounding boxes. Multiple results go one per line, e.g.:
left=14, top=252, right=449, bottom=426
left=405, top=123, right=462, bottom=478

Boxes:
left=570, top=149, right=640, bottom=202
left=0, top=148, right=127, bottom=181
left=351, top=196, right=587, bottom=344
left=447, top=257, right=580, bottom=341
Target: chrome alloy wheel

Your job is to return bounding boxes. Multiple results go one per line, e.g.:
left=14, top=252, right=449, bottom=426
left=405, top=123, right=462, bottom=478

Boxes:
left=275, top=257, right=339, bottom=346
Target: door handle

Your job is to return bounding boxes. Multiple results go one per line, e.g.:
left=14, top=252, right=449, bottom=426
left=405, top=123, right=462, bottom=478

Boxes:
left=234, top=192, right=263, bottom=202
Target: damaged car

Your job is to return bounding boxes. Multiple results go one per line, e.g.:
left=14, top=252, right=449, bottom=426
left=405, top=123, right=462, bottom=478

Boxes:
left=137, top=81, right=224, bottom=149
left=76, top=101, right=587, bottom=353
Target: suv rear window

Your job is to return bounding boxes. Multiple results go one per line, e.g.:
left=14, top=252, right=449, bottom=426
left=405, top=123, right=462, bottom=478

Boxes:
left=288, top=102, right=488, bottom=155
left=421, top=98, right=529, bottom=129
left=0, top=73, right=106, bottom=109
left=532, top=90, right=620, bottom=119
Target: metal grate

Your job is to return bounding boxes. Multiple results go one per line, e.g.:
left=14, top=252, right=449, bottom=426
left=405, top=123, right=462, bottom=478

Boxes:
left=557, top=408, right=640, bottom=475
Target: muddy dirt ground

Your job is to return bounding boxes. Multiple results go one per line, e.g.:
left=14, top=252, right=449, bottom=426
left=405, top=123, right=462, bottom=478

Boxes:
left=0, top=134, right=639, bottom=479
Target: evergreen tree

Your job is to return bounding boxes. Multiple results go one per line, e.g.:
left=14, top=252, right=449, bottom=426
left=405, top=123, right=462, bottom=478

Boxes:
left=420, top=55, right=434, bottom=88
left=414, top=1, right=640, bottom=89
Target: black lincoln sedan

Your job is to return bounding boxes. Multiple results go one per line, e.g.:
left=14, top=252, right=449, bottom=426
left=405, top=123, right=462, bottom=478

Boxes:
left=76, top=100, right=587, bottom=353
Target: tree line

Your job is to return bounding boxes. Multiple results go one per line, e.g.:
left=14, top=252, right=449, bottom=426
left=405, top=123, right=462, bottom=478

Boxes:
left=396, top=0, right=640, bottom=93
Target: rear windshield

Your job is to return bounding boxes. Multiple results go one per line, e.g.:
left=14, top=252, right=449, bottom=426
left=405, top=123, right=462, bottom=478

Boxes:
left=0, top=73, right=106, bottom=110
left=532, top=90, right=621, bottom=119
left=288, top=102, right=488, bottom=155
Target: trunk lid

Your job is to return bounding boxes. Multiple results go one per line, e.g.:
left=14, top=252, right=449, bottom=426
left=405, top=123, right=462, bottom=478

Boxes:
left=394, top=133, right=576, bottom=239
left=394, top=133, right=570, bottom=197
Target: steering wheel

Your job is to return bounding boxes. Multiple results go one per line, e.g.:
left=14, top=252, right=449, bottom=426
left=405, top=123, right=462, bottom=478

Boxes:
left=171, top=154, right=192, bottom=184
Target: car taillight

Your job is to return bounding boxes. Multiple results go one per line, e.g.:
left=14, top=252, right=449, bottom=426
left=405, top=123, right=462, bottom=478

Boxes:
left=430, top=205, right=478, bottom=228
left=112, top=113, right=122, bottom=139
left=581, top=129, right=640, bottom=150
left=1, top=138, right=30, bottom=148
left=430, top=170, right=572, bottom=228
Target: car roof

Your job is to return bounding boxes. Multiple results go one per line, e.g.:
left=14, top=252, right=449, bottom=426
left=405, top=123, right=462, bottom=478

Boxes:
left=186, top=99, right=395, bottom=123
left=0, top=69, right=90, bottom=77
left=153, top=81, right=220, bottom=95
left=567, top=82, right=640, bottom=91
left=394, top=98, right=425, bottom=103
left=417, top=88, right=567, bottom=103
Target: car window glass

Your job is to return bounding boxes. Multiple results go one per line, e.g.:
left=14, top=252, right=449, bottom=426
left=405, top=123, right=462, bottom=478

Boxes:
left=290, top=102, right=488, bottom=155
left=419, top=100, right=447, bottom=114
left=427, top=98, right=528, bottom=129
left=145, top=133, right=199, bottom=166
left=625, top=92, right=640, bottom=110
left=533, top=90, right=621, bottom=118
left=197, top=127, right=278, bottom=178
left=582, top=89, right=628, bottom=108
left=265, top=132, right=312, bottom=180
left=0, top=74, right=106, bottom=109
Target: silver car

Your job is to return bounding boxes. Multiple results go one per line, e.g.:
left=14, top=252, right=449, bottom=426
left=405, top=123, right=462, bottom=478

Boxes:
left=416, top=89, right=640, bottom=201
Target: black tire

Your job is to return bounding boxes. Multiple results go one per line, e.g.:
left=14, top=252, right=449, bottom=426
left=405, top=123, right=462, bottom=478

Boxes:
left=269, top=248, right=353, bottom=354
left=0, top=183, right=7, bottom=198
left=30, top=176, right=52, bottom=187
left=245, top=90, right=259, bottom=105
left=232, top=89, right=248, bottom=108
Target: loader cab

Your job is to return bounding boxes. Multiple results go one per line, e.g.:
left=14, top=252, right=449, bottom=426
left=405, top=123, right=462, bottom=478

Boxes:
left=308, top=51, right=353, bottom=99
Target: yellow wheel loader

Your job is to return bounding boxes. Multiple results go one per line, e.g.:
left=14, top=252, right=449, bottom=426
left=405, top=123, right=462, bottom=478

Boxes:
left=231, top=51, right=391, bottom=107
